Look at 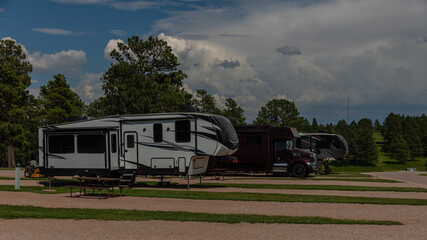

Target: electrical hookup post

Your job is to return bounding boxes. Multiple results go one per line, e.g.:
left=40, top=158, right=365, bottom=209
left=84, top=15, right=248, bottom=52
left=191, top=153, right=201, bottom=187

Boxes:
left=15, top=163, right=20, bottom=190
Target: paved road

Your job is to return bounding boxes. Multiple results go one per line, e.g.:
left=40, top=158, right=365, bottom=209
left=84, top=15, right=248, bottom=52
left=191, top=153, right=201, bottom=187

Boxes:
left=368, top=171, right=427, bottom=188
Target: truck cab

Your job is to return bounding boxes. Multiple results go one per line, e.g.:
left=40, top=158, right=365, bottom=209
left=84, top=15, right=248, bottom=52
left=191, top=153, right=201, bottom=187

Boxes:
left=272, top=139, right=318, bottom=177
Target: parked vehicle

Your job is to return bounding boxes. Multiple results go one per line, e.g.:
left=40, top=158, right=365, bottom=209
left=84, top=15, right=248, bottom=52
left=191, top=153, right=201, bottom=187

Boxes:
left=208, top=125, right=318, bottom=177
left=297, top=133, right=349, bottom=160
left=297, top=133, right=349, bottom=174
left=38, top=113, right=238, bottom=182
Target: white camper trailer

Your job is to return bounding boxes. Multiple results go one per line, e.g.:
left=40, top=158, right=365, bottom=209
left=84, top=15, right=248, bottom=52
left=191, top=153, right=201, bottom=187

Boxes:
left=38, top=113, right=238, bottom=180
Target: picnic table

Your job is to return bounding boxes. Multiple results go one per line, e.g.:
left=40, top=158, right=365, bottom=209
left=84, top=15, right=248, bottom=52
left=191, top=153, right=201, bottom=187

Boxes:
left=67, top=176, right=125, bottom=199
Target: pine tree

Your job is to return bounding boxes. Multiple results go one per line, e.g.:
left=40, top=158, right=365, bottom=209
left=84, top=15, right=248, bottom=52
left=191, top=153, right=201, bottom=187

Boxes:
left=0, top=39, right=32, bottom=167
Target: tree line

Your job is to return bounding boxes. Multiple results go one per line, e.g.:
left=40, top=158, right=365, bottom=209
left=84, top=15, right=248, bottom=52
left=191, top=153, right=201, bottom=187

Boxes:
left=0, top=37, right=424, bottom=167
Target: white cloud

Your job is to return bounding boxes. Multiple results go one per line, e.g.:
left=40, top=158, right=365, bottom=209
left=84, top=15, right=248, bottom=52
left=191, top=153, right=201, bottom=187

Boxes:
left=28, top=50, right=87, bottom=76
left=28, top=88, right=40, bottom=98
left=152, top=0, right=427, bottom=123
left=49, top=0, right=163, bottom=10
left=32, top=28, right=77, bottom=35
left=104, top=39, right=125, bottom=60
left=110, top=1, right=161, bottom=11
left=109, top=29, right=126, bottom=37
left=75, top=73, right=104, bottom=103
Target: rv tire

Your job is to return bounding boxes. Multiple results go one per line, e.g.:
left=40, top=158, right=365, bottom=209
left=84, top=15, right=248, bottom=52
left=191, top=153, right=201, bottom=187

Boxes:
left=292, top=164, right=307, bottom=178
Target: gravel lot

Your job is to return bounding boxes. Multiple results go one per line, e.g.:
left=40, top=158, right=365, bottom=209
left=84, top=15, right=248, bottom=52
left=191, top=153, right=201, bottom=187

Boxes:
left=0, top=170, right=427, bottom=239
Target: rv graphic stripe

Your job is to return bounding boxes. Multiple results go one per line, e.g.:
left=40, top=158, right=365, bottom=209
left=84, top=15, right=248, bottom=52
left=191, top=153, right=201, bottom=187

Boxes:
left=46, top=154, right=66, bottom=159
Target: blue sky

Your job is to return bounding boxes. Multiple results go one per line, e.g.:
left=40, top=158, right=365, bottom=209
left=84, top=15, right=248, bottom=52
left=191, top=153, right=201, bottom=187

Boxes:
left=1, top=0, right=427, bottom=124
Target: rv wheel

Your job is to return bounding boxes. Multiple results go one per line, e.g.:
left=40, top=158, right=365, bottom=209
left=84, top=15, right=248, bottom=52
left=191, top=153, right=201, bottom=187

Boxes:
left=292, top=164, right=307, bottom=178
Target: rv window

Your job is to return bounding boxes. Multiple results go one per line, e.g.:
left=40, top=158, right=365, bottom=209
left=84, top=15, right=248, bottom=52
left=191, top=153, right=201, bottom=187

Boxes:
left=153, top=123, right=163, bottom=143
left=127, top=134, right=135, bottom=148
left=175, top=120, right=190, bottom=142
left=48, top=135, right=74, bottom=154
left=77, top=135, right=105, bottom=153
left=246, top=136, right=262, bottom=145
left=111, top=134, right=117, bottom=153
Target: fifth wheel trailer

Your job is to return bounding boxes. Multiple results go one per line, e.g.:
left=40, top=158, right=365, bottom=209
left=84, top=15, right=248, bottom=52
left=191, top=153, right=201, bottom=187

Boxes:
left=38, top=113, right=238, bottom=179
left=297, top=133, right=349, bottom=161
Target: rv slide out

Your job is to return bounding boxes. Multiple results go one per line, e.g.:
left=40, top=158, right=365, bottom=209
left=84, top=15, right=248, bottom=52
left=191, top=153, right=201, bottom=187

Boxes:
left=38, top=113, right=238, bottom=178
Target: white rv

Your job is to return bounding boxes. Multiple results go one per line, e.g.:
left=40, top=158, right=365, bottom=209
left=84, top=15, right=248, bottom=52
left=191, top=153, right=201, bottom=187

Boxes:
left=38, top=113, right=238, bottom=179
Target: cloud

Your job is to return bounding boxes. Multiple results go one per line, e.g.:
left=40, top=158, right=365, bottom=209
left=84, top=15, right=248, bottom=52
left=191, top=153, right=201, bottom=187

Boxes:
left=104, top=39, right=125, bottom=60
left=216, top=60, right=240, bottom=69
left=75, top=73, right=104, bottom=103
left=49, top=0, right=163, bottom=10
left=28, top=88, right=40, bottom=98
left=0, top=8, right=4, bottom=13
left=28, top=50, right=87, bottom=76
left=152, top=0, right=427, bottom=123
left=109, top=29, right=126, bottom=37
left=32, top=28, right=78, bottom=35
left=109, top=1, right=162, bottom=11
left=276, top=46, right=302, bottom=56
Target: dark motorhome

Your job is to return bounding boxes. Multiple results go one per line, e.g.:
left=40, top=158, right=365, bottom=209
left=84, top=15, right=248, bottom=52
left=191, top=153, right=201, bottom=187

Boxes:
left=208, top=125, right=318, bottom=177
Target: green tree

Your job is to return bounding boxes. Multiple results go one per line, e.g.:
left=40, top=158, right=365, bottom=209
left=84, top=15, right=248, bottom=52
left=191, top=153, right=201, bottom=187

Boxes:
left=193, top=89, right=221, bottom=114
left=0, top=39, right=32, bottom=167
left=253, top=99, right=301, bottom=127
left=353, top=118, right=378, bottom=165
left=221, top=98, right=246, bottom=125
left=388, top=134, right=410, bottom=163
left=93, top=36, right=190, bottom=116
left=312, top=118, right=319, bottom=132
left=39, top=74, right=84, bottom=125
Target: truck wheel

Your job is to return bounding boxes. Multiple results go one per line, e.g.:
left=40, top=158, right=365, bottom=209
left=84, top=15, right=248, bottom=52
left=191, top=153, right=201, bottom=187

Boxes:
left=292, top=164, right=307, bottom=178
left=24, top=170, right=31, bottom=178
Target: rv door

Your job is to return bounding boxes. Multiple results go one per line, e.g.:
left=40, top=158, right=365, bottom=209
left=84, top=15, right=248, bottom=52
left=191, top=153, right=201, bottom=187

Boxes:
left=124, top=132, right=138, bottom=169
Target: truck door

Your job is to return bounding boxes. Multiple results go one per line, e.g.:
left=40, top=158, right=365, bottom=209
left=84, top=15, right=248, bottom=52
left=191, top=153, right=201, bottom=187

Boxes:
left=274, top=140, right=292, bottom=163
left=124, top=132, right=138, bottom=169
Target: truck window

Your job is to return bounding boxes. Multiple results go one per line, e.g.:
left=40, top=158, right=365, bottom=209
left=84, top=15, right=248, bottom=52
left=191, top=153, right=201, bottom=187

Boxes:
left=77, top=135, right=105, bottom=153
left=175, top=120, right=190, bottom=143
left=48, top=135, right=74, bottom=154
left=153, top=123, right=163, bottom=143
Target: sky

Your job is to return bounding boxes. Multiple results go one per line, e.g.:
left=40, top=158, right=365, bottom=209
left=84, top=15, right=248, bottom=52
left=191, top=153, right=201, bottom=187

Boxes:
left=1, top=0, right=427, bottom=124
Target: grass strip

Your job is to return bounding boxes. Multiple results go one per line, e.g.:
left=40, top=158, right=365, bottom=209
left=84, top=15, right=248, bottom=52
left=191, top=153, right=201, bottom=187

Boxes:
left=0, top=204, right=401, bottom=225
left=232, top=177, right=401, bottom=183
left=121, top=189, right=427, bottom=205
left=2, top=185, right=427, bottom=205
left=200, top=183, right=427, bottom=192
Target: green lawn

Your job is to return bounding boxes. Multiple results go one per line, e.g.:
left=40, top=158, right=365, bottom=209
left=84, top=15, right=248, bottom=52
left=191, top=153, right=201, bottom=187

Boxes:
left=0, top=204, right=401, bottom=225
left=199, top=183, right=427, bottom=192
left=2, top=185, right=426, bottom=205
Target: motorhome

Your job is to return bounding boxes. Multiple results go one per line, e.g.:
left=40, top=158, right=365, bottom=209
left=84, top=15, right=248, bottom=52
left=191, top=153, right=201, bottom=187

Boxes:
left=38, top=113, right=238, bottom=180
left=208, top=125, right=318, bottom=177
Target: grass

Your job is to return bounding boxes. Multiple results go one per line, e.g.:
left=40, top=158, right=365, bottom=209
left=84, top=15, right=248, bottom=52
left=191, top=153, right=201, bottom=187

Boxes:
left=232, top=177, right=401, bottom=183
left=0, top=204, right=401, bottom=225
left=2, top=185, right=427, bottom=205
left=199, top=183, right=427, bottom=192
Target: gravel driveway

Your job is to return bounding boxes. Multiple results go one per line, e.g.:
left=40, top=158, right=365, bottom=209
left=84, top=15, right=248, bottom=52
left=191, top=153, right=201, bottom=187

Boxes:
left=1, top=170, right=427, bottom=239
